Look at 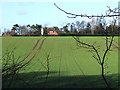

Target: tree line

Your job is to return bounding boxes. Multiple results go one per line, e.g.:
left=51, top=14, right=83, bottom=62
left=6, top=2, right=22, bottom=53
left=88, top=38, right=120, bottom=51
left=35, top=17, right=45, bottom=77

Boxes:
left=2, top=18, right=119, bottom=36
left=2, top=24, right=61, bottom=36
left=62, top=18, right=119, bottom=35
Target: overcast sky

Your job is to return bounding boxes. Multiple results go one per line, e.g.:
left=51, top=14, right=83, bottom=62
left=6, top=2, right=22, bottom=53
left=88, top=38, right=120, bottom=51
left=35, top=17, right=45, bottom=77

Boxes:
left=0, top=0, right=119, bottom=34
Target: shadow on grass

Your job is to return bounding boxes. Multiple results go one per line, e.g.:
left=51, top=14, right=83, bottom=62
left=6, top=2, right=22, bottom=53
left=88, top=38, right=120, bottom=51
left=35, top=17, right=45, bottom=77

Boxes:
left=2, top=71, right=119, bottom=88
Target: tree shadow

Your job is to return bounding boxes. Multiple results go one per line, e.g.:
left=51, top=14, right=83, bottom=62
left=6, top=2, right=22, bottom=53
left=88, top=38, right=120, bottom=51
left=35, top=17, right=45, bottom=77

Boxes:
left=2, top=71, right=119, bottom=89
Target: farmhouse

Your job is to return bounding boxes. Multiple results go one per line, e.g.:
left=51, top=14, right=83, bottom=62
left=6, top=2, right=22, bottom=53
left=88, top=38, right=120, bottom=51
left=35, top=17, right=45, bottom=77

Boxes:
left=47, top=27, right=66, bottom=35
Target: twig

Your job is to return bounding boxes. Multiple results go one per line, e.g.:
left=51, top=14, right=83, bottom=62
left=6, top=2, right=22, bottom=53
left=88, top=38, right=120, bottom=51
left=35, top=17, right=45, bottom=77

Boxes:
left=54, top=3, right=120, bottom=19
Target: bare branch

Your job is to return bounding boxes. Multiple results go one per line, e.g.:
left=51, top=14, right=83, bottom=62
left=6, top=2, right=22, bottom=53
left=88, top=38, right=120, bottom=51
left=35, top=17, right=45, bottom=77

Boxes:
left=106, top=36, right=109, bottom=49
left=92, top=55, right=101, bottom=65
left=108, top=35, right=114, bottom=50
left=101, top=35, right=114, bottom=65
left=73, top=36, right=101, bottom=64
left=54, top=3, right=120, bottom=19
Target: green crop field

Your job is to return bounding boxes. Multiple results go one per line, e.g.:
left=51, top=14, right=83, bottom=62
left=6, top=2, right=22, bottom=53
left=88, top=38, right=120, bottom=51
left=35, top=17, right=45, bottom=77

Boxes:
left=2, top=36, right=119, bottom=88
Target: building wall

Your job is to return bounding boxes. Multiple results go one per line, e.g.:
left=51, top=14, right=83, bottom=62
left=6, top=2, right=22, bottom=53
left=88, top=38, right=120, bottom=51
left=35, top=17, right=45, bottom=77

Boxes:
left=41, top=28, right=44, bottom=35
left=48, top=31, right=58, bottom=35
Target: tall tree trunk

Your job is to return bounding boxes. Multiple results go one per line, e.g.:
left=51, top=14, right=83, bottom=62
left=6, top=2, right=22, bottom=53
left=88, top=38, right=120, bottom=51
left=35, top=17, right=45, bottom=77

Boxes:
left=101, top=64, right=109, bottom=88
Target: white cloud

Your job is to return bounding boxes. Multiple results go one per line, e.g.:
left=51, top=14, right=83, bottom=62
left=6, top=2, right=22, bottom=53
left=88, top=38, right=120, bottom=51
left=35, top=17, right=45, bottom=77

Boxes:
left=17, top=10, right=27, bottom=15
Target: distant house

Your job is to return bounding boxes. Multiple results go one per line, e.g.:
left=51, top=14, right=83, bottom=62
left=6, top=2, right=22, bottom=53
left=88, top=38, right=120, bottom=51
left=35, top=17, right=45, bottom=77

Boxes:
left=48, top=30, right=58, bottom=35
left=47, top=27, right=66, bottom=35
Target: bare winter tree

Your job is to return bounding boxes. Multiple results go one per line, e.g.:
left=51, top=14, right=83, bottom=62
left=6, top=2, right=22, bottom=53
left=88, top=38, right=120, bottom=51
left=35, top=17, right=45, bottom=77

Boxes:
left=54, top=3, right=119, bottom=88
left=76, top=21, right=81, bottom=32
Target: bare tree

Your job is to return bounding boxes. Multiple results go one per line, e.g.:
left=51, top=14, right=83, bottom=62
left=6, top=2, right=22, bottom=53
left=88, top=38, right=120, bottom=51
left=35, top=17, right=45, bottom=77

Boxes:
left=76, top=21, right=80, bottom=32
left=54, top=2, right=119, bottom=88
left=91, top=19, right=95, bottom=34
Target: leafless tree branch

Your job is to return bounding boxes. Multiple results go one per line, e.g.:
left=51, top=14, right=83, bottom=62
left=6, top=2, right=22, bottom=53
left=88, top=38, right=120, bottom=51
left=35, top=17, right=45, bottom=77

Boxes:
left=54, top=3, right=120, bottom=19
left=73, top=36, right=101, bottom=64
left=54, top=2, right=118, bottom=88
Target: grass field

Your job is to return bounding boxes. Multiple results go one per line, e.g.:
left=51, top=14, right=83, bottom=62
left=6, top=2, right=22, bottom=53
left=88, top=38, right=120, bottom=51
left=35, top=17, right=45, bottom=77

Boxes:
left=2, top=36, right=119, bottom=88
